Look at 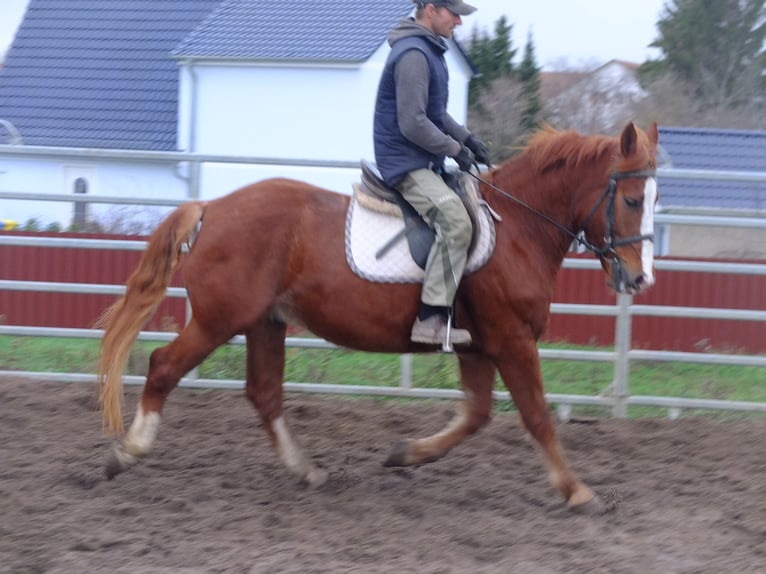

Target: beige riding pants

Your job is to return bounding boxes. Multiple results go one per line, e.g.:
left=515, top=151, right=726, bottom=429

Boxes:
left=396, top=169, right=472, bottom=308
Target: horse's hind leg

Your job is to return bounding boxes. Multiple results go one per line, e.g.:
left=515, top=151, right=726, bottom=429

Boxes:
left=106, top=318, right=228, bottom=478
left=244, top=319, right=327, bottom=487
left=384, top=353, right=495, bottom=466
left=495, top=347, right=602, bottom=513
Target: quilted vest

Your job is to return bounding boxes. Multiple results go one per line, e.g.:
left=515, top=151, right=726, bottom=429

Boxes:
left=373, top=35, right=450, bottom=187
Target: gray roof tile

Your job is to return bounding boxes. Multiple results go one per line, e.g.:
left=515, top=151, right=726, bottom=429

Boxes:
left=658, top=127, right=766, bottom=212
left=0, top=0, right=223, bottom=150
left=173, top=0, right=413, bottom=61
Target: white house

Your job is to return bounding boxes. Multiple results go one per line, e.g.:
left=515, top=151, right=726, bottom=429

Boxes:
left=542, top=59, right=646, bottom=134
left=0, top=0, right=476, bottom=229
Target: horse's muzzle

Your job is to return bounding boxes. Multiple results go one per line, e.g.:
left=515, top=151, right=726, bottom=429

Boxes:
left=608, top=258, right=652, bottom=295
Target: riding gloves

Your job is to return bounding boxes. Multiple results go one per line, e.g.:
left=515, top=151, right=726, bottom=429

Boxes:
left=465, top=134, right=491, bottom=166
left=453, top=144, right=475, bottom=172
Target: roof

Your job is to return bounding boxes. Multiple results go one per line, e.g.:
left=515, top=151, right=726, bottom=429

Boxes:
left=658, top=127, right=766, bottom=212
left=540, top=71, right=589, bottom=101
left=541, top=60, right=640, bottom=101
left=0, top=0, right=220, bottom=151
left=174, top=0, right=413, bottom=61
left=0, top=0, right=414, bottom=151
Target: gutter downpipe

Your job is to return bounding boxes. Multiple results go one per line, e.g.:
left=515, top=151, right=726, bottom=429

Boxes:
left=174, top=58, right=201, bottom=384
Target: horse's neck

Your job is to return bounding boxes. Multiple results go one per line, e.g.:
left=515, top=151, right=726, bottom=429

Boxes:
left=486, top=156, right=611, bottom=270
left=486, top=165, right=577, bottom=254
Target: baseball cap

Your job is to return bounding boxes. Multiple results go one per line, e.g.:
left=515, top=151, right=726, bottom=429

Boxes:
left=414, top=0, right=478, bottom=16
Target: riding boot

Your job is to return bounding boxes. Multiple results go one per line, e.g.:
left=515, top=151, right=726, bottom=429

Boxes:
left=410, top=314, right=471, bottom=345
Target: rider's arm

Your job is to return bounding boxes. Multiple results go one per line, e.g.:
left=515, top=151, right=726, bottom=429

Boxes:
left=394, top=50, right=463, bottom=158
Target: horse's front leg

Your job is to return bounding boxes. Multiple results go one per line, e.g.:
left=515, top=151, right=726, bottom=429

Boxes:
left=384, top=353, right=495, bottom=466
left=245, top=319, right=327, bottom=487
left=494, top=342, right=603, bottom=514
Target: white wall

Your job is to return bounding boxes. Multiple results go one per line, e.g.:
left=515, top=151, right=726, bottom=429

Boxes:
left=180, top=39, right=473, bottom=198
left=0, top=156, right=186, bottom=228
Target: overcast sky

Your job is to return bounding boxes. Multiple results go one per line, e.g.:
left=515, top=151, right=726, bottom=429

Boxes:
left=1, top=0, right=668, bottom=69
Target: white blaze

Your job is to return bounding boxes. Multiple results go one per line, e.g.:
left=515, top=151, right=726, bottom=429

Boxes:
left=641, top=177, right=658, bottom=286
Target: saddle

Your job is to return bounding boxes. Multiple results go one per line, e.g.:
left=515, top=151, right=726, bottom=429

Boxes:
left=353, top=160, right=485, bottom=269
left=345, top=161, right=500, bottom=284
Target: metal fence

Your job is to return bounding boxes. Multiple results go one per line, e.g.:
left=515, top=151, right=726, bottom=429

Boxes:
left=1, top=143, right=765, bottom=418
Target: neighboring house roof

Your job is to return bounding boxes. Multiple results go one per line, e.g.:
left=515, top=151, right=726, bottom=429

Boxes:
left=541, top=60, right=641, bottom=101
left=0, top=0, right=220, bottom=151
left=174, top=0, right=413, bottom=61
left=539, top=70, right=589, bottom=102
left=658, top=127, right=766, bottom=212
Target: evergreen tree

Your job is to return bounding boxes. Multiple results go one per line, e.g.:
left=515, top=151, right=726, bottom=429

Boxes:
left=644, top=0, right=766, bottom=109
left=518, top=32, right=542, bottom=132
left=467, top=26, right=492, bottom=103
left=466, top=17, right=516, bottom=105
left=488, top=16, right=515, bottom=79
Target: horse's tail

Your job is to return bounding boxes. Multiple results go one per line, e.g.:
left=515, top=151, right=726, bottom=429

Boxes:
left=96, top=201, right=207, bottom=435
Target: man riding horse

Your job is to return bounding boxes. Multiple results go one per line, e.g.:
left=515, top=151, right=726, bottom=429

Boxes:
left=373, top=0, right=491, bottom=347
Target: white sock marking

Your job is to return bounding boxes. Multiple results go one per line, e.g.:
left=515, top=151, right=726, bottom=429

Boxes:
left=273, top=416, right=307, bottom=473
left=124, top=405, right=161, bottom=456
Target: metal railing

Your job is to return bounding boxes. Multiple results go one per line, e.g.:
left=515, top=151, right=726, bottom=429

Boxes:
left=1, top=143, right=765, bottom=418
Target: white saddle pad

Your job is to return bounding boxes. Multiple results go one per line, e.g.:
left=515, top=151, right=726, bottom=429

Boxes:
left=345, top=183, right=497, bottom=284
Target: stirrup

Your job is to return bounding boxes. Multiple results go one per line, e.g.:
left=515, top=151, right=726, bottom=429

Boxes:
left=442, top=313, right=454, bottom=353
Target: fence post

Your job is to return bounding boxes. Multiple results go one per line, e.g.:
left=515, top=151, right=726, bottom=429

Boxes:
left=612, top=293, right=633, bottom=418
left=400, top=354, right=413, bottom=390
left=183, top=158, right=201, bottom=385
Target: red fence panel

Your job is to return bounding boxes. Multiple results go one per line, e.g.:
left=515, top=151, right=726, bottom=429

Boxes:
left=1, top=234, right=764, bottom=352
left=0, top=231, right=186, bottom=332
left=546, top=254, right=766, bottom=353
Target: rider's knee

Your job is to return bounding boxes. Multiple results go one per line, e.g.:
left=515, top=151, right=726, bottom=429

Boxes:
left=442, top=200, right=472, bottom=248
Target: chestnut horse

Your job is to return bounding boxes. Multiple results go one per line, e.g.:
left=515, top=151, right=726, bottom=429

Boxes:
left=98, top=121, right=659, bottom=513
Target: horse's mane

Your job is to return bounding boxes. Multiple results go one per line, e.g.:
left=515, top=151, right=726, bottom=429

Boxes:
left=520, top=125, right=617, bottom=175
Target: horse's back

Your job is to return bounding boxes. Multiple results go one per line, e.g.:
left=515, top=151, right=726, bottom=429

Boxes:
left=211, top=177, right=349, bottom=217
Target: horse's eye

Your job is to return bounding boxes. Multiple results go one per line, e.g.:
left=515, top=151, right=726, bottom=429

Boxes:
left=624, top=197, right=642, bottom=209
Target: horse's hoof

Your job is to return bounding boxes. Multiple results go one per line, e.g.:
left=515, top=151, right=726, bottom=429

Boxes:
left=104, top=443, right=136, bottom=480
left=104, top=450, right=125, bottom=480
left=569, top=494, right=608, bottom=516
left=303, top=467, right=329, bottom=488
left=383, top=439, right=411, bottom=467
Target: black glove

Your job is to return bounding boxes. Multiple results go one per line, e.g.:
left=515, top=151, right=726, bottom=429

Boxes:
left=465, top=134, right=491, bottom=166
left=453, top=144, right=475, bottom=172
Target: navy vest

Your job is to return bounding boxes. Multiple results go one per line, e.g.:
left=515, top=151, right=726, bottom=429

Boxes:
left=373, top=36, right=450, bottom=187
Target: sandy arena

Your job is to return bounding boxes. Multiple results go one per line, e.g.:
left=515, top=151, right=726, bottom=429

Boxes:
left=1, top=376, right=764, bottom=573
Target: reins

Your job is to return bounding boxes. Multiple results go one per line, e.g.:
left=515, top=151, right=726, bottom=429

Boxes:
left=467, top=168, right=657, bottom=259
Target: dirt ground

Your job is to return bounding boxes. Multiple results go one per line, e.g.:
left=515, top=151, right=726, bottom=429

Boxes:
left=1, top=376, right=765, bottom=574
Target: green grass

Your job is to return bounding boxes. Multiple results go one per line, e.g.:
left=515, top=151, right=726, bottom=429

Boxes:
left=1, top=335, right=763, bottom=418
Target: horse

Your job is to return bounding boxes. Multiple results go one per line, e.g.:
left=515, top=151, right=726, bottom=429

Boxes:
left=97, top=121, right=659, bottom=514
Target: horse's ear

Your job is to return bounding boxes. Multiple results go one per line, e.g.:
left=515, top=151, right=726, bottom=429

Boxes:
left=620, top=122, right=638, bottom=157
left=647, top=121, right=659, bottom=144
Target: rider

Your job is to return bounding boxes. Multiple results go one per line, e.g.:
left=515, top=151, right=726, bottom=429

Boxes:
left=373, top=0, right=491, bottom=346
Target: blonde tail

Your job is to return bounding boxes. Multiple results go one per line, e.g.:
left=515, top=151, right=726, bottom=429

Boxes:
left=96, top=201, right=206, bottom=435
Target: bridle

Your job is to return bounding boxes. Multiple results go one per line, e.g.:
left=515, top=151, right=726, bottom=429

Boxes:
left=468, top=168, right=657, bottom=274
left=578, top=169, right=657, bottom=257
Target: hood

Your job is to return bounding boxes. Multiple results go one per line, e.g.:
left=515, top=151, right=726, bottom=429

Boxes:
left=387, top=18, right=448, bottom=52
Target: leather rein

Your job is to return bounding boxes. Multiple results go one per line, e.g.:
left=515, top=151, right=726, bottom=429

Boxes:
left=468, top=168, right=657, bottom=262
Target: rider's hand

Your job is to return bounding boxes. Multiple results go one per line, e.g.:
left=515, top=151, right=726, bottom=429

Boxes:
left=453, top=144, right=475, bottom=172
left=465, top=134, right=491, bottom=166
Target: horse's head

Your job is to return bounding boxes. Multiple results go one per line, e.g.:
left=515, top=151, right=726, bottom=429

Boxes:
left=584, top=122, right=659, bottom=295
